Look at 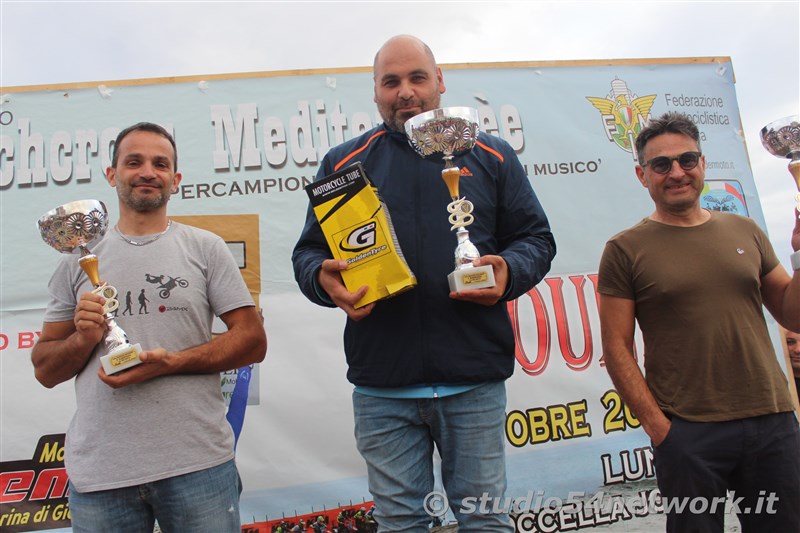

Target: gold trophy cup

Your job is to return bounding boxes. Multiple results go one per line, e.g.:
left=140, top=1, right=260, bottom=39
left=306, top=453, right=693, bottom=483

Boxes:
left=405, top=107, right=496, bottom=292
left=38, top=200, right=143, bottom=374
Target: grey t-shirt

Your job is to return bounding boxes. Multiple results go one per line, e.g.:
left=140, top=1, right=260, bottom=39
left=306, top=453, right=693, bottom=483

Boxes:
left=44, top=221, right=255, bottom=492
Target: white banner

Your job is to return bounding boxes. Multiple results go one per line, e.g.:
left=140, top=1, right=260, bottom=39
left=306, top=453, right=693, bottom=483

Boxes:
left=0, top=58, right=783, bottom=532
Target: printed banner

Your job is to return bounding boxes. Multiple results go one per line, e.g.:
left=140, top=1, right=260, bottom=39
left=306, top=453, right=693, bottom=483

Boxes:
left=0, top=58, right=784, bottom=532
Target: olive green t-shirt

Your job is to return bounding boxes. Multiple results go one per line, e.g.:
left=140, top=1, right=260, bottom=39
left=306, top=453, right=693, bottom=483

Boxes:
left=598, top=211, right=792, bottom=422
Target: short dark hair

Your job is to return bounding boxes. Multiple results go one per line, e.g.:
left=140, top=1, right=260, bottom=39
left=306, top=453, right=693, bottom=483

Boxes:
left=635, top=112, right=701, bottom=162
left=111, top=122, right=178, bottom=170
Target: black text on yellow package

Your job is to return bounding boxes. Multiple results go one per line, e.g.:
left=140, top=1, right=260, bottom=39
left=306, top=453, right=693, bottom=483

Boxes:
left=305, top=162, right=417, bottom=308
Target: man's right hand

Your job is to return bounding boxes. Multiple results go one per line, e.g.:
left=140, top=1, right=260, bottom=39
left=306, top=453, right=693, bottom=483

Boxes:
left=318, top=259, right=375, bottom=321
left=73, top=291, right=108, bottom=349
left=648, top=414, right=672, bottom=447
left=32, top=291, right=109, bottom=388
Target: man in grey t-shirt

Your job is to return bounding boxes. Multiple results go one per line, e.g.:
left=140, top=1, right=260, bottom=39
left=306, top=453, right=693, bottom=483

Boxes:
left=32, top=122, right=267, bottom=532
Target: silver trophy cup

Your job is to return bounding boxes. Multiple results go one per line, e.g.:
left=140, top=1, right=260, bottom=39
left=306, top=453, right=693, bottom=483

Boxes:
left=760, top=115, right=800, bottom=218
left=405, top=107, right=496, bottom=292
left=37, top=199, right=142, bottom=374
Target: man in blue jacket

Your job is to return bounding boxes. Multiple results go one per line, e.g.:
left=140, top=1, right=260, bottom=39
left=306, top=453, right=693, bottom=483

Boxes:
left=292, top=35, right=555, bottom=532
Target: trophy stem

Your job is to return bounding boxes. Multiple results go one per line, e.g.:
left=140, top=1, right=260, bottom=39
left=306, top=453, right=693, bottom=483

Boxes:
left=454, top=228, right=480, bottom=269
left=448, top=228, right=495, bottom=291
left=789, top=160, right=800, bottom=191
left=442, top=166, right=461, bottom=201
left=790, top=161, right=800, bottom=219
left=78, top=253, right=102, bottom=287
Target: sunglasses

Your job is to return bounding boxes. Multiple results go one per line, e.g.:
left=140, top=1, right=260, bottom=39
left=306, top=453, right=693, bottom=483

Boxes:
left=642, top=151, right=702, bottom=174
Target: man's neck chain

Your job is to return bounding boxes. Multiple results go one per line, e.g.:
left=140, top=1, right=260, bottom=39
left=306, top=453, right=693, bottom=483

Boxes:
left=115, top=220, right=173, bottom=246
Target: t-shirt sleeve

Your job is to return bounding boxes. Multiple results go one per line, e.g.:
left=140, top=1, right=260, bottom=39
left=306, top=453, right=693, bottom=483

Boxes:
left=597, top=239, right=635, bottom=300
left=205, top=236, right=256, bottom=317
left=42, top=257, right=80, bottom=323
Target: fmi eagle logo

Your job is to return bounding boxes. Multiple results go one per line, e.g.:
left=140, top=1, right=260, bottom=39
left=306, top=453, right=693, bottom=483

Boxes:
left=340, top=221, right=377, bottom=252
left=587, top=78, right=657, bottom=162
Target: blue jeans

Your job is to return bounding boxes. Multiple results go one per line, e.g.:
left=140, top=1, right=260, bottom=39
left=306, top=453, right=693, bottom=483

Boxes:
left=353, top=381, right=513, bottom=533
left=68, top=459, right=241, bottom=533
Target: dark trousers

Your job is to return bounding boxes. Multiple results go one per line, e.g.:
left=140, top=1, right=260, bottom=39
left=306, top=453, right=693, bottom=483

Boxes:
left=653, top=412, right=800, bottom=533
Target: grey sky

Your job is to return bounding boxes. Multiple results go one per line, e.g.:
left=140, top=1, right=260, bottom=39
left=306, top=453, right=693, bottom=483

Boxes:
left=2, top=0, right=798, bottom=263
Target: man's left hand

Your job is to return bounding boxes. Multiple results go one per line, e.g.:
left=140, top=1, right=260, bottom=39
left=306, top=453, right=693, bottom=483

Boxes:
left=98, top=348, right=174, bottom=388
left=449, top=255, right=509, bottom=306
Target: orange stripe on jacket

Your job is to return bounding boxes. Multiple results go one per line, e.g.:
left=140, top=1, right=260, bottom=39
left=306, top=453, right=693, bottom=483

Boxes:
left=333, top=130, right=387, bottom=171
left=476, top=140, right=504, bottom=163
left=332, top=132, right=502, bottom=170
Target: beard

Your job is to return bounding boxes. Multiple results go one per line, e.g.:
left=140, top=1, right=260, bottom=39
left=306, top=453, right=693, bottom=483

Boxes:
left=118, top=181, right=172, bottom=212
left=380, top=93, right=441, bottom=132
left=383, top=107, right=420, bottom=132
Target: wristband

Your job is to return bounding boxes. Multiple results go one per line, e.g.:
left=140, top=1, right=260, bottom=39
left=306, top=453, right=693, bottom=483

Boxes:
left=792, top=250, right=800, bottom=272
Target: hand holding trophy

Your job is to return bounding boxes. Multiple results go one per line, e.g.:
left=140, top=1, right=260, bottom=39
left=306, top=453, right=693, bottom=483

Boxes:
left=38, top=200, right=143, bottom=374
left=760, top=115, right=800, bottom=218
left=405, top=106, right=496, bottom=292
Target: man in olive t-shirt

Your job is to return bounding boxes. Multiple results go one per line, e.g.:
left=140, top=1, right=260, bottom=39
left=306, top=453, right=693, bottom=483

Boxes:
left=598, top=112, right=800, bottom=533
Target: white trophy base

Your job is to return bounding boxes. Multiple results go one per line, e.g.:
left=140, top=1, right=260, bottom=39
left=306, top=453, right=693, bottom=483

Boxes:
left=448, top=264, right=496, bottom=292
left=100, top=343, right=143, bottom=375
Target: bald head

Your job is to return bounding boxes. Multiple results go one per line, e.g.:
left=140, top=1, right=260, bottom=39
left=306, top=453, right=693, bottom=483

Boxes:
left=373, top=35, right=437, bottom=72
left=372, top=35, right=445, bottom=131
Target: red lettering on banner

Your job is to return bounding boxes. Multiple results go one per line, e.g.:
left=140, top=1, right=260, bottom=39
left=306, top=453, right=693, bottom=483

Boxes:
left=0, top=471, right=34, bottom=504
left=0, top=333, right=8, bottom=350
left=508, top=287, right=551, bottom=376
left=510, top=273, right=602, bottom=375
left=29, top=468, right=69, bottom=501
left=17, top=331, right=41, bottom=349
left=586, top=274, right=599, bottom=295
left=545, top=275, right=594, bottom=371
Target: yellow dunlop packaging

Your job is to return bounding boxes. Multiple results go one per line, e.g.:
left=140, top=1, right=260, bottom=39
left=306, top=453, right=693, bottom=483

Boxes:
left=305, top=162, right=417, bottom=308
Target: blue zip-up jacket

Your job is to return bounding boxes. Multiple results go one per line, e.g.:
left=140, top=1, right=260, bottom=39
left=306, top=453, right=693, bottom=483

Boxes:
left=292, top=124, right=556, bottom=387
